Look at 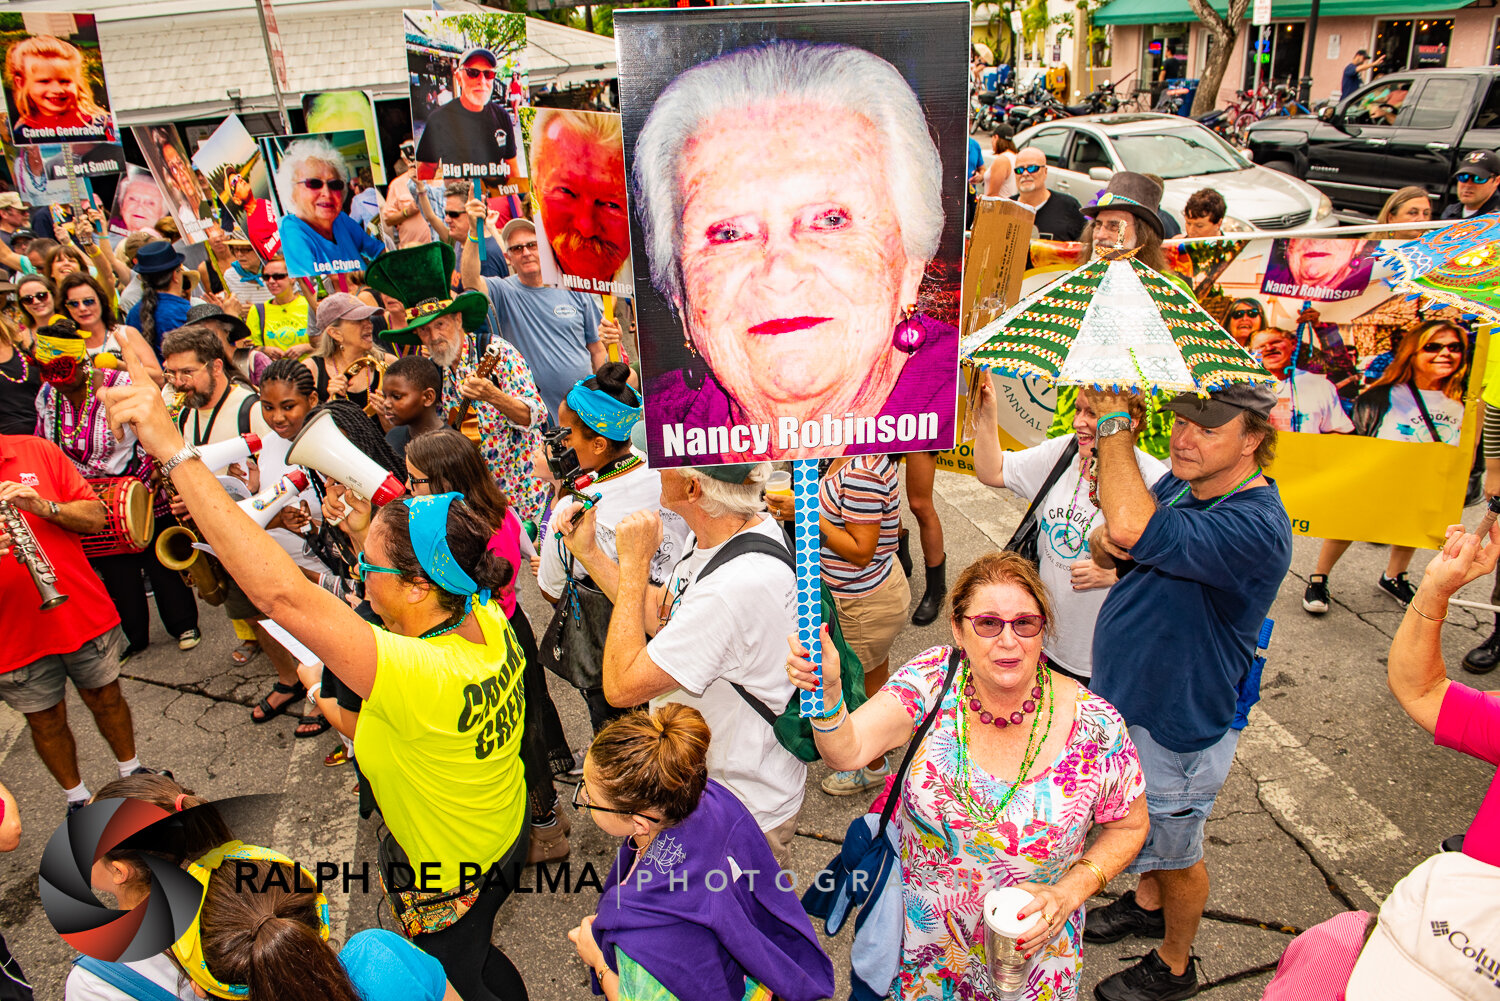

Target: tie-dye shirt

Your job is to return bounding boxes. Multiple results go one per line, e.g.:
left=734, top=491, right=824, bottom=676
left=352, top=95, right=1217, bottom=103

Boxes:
left=884, top=645, right=1145, bottom=1001
left=439, top=336, right=548, bottom=527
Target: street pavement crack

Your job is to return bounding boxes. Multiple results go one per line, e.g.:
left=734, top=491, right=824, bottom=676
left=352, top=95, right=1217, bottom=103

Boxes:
left=1250, top=775, right=1360, bottom=912
left=1199, top=960, right=1279, bottom=993
left=118, top=671, right=256, bottom=707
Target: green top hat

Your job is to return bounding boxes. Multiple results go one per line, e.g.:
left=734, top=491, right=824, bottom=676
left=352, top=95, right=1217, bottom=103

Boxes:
left=364, top=242, right=490, bottom=344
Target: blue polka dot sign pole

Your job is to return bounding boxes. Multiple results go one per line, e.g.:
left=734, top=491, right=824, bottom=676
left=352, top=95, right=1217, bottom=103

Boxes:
left=792, top=459, right=825, bottom=717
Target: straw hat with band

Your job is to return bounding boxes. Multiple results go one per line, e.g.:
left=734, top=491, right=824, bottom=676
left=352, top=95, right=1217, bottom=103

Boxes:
left=170, top=840, right=331, bottom=999
left=1081, top=172, right=1166, bottom=240
left=363, top=242, right=488, bottom=345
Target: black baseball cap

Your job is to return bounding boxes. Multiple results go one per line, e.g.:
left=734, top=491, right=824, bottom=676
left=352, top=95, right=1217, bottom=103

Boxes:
left=1454, top=150, right=1500, bottom=179
left=1162, top=383, right=1277, bottom=428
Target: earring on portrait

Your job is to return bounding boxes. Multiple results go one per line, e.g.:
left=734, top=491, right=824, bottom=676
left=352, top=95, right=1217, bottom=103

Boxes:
left=682, top=331, right=705, bottom=390
left=892, top=305, right=926, bottom=355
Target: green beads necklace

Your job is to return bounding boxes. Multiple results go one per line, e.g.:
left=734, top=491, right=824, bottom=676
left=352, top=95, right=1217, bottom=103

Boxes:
left=953, top=657, right=1055, bottom=825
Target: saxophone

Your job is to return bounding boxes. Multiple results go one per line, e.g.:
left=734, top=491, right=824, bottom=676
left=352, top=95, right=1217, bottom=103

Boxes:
left=1, top=501, right=68, bottom=611
left=153, top=392, right=229, bottom=606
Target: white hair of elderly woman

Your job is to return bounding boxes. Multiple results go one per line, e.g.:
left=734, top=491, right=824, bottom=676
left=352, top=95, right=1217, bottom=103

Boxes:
left=274, top=137, right=350, bottom=216
left=631, top=40, right=945, bottom=311
left=676, top=463, right=772, bottom=519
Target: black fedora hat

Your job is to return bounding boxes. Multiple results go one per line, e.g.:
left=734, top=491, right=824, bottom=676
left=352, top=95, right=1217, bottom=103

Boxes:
left=1082, top=172, right=1165, bottom=239
left=134, top=241, right=186, bottom=275
left=185, top=302, right=254, bottom=345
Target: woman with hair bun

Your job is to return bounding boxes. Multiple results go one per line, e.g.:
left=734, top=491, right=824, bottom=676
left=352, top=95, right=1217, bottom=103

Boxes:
left=540, top=363, right=690, bottom=733
left=567, top=704, right=835, bottom=1001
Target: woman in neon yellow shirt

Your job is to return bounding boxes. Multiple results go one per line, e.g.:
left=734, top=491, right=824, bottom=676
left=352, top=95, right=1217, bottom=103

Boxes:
left=97, top=354, right=529, bottom=1001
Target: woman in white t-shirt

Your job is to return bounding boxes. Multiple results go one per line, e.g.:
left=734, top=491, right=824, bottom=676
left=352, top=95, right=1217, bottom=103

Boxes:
left=971, top=378, right=1166, bottom=683
left=539, top=365, right=689, bottom=732
left=983, top=130, right=1019, bottom=200
left=1306, top=320, right=1470, bottom=615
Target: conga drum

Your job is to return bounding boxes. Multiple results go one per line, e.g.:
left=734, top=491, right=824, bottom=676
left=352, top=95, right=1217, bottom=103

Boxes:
left=82, top=477, right=154, bottom=558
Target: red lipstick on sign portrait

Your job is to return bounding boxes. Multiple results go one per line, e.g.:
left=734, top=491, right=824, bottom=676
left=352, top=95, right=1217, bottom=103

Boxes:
left=747, top=316, right=831, bottom=336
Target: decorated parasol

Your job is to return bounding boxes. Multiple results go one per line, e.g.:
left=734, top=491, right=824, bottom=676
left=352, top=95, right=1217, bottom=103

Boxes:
left=960, top=253, right=1273, bottom=394
left=1379, top=217, right=1500, bottom=323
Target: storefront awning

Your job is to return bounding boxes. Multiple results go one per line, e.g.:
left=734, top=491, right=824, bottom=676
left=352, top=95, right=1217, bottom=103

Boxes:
left=1093, top=0, right=1467, bottom=26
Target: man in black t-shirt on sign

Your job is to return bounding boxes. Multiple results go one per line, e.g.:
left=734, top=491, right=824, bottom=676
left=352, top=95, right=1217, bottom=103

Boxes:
left=414, top=47, right=521, bottom=185
left=1010, top=146, right=1085, bottom=242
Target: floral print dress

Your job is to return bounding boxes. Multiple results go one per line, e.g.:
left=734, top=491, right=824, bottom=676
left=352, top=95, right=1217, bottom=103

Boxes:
left=885, top=646, right=1145, bottom=1001
left=440, top=337, right=549, bottom=526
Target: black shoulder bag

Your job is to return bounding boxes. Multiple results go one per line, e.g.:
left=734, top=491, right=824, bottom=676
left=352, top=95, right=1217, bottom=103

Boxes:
left=538, top=544, right=615, bottom=691
left=1004, top=437, right=1079, bottom=566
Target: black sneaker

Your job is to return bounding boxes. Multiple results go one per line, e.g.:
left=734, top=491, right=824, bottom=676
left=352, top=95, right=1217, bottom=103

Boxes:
left=1378, top=572, right=1416, bottom=607
left=129, top=765, right=174, bottom=780
left=1083, top=890, right=1165, bottom=944
left=66, top=800, right=87, bottom=818
left=1094, top=950, right=1200, bottom=1001
left=1302, top=575, right=1330, bottom=615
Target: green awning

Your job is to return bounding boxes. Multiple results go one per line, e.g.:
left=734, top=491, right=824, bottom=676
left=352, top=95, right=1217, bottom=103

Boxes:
left=1093, top=0, right=1465, bottom=26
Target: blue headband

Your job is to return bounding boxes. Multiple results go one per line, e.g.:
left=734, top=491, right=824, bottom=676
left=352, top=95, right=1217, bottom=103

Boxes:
left=565, top=381, right=642, bottom=441
left=406, top=493, right=490, bottom=607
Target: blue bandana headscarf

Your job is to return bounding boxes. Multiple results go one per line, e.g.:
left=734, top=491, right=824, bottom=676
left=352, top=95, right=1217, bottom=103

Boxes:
left=406, top=492, right=491, bottom=606
left=565, top=380, right=642, bottom=442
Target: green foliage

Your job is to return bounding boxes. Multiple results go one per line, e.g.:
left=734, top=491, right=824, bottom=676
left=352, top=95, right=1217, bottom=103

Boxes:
left=443, top=10, right=527, bottom=54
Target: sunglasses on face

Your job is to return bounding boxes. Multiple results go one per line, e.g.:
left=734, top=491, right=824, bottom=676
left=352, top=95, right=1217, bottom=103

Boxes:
left=1229, top=307, right=1262, bottom=320
left=571, top=780, right=661, bottom=822
left=963, top=613, right=1045, bottom=639
left=1421, top=342, right=1464, bottom=355
left=263, top=272, right=289, bottom=281
left=66, top=296, right=98, bottom=309
left=507, top=240, right=538, bottom=254
left=1457, top=173, right=1492, bottom=185
left=444, top=210, right=464, bottom=220
left=20, top=292, right=49, bottom=305
left=297, top=178, right=347, bottom=193
left=1014, top=164, right=1044, bottom=175
left=461, top=67, right=497, bottom=81
left=355, top=551, right=403, bottom=581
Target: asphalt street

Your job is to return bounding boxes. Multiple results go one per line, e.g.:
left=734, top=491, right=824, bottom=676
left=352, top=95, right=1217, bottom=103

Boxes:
left=1, top=466, right=1495, bottom=1000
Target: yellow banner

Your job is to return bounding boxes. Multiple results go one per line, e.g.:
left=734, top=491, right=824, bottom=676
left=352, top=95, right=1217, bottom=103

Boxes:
left=944, top=236, right=1486, bottom=550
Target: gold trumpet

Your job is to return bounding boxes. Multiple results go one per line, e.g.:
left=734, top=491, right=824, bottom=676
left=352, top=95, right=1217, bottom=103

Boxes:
left=153, top=391, right=230, bottom=606
left=340, top=356, right=387, bottom=418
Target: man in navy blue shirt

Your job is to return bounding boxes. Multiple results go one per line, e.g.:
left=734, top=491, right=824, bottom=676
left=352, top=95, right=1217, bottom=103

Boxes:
left=1341, top=50, right=1382, bottom=100
left=1081, top=381, right=1292, bottom=1001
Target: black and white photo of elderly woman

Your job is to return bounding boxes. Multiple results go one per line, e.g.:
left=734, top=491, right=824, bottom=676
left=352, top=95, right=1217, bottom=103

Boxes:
left=618, top=16, right=966, bottom=466
left=274, top=136, right=383, bottom=278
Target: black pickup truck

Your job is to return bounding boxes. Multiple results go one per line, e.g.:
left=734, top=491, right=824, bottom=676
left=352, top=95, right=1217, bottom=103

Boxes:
left=1245, top=67, right=1500, bottom=218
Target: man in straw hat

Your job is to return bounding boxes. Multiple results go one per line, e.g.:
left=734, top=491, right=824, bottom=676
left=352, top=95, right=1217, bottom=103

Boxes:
left=365, top=241, right=549, bottom=525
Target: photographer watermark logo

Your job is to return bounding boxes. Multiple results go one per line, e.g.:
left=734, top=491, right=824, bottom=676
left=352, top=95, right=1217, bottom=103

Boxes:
left=38, top=799, right=203, bottom=961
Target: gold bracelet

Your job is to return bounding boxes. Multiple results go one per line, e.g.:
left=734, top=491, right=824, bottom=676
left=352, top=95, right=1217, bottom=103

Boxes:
left=1072, top=857, right=1109, bottom=895
left=1410, top=601, right=1448, bottom=623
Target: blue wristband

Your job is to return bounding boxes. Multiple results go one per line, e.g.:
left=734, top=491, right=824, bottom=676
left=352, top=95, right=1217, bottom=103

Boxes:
left=1099, top=411, right=1129, bottom=424
left=812, top=691, right=845, bottom=720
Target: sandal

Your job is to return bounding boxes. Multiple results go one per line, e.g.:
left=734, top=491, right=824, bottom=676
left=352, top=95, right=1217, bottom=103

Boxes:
left=295, top=714, right=331, bottom=739
left=250, top=681, right=305, bottom=724
left=231, top=640, right=261, bottom=667
left=325, top=746, right=349, bottom=767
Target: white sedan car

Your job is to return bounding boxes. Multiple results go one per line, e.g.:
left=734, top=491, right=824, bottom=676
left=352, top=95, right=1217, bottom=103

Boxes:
left=1001, top=113, right=1338, bottom=233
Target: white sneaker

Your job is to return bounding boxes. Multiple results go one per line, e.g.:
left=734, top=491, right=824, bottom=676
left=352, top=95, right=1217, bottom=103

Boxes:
left=820, top=761, right=890, bottom=797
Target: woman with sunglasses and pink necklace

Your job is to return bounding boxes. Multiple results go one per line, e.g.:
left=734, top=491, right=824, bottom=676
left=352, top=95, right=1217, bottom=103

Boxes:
left=1305, top=319, right=1471, bottom=615
left=788, top=550, right=1149, bottom=1001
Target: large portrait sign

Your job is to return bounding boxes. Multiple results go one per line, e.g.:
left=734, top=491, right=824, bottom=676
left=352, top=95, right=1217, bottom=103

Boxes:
left=520, top=108, right=632, bottom=297
left=404, top=9, right=527, bottom=187
left=260, top=130, right=382, bottom=278
left=616, top=1, right=969, bottom=466
left=941, top=235, right=1480, bottom=549
left=191, top=115, right=275, bottom=257
left=1, top=12, right=118, bottom=146
left=131, top=124, right=211, bottom=244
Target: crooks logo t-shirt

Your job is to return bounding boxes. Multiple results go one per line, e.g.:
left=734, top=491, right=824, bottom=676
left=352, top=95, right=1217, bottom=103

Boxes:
left=359, top=599, right=527, bottom=890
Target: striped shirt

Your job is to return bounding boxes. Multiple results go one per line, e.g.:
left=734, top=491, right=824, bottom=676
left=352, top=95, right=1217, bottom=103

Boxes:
left=820, top=454, right=902, bottom=597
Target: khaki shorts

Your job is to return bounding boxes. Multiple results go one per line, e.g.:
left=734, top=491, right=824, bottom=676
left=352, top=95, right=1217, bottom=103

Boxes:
left=0, top=627, right=123, bottom=714
left=833, top=569, right=911, bottom=679
left=762, top=813, right=799, bottom=872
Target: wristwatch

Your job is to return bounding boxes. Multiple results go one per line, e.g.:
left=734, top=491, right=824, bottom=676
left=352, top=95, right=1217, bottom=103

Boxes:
left=1096, top=415, right=1132, bottom=439
left=158, top=443, right=200, bottom=477
left=47, top=501, right=59, bottom=519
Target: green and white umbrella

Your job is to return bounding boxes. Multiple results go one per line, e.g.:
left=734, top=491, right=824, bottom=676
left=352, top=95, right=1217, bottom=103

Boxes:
left=961, top=254, right=1273, bottom=394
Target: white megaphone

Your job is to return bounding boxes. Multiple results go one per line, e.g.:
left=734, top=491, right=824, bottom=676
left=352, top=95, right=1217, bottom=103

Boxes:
left=238, top=471, right=311, bottom=528
left=285, top=410, right=405, bottom=506
left=196, top=433, right=263, bottom=472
